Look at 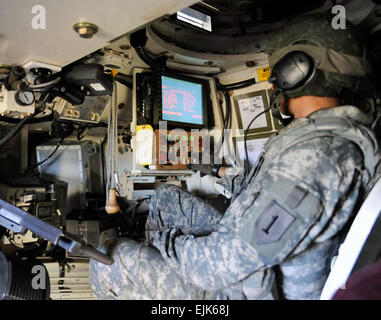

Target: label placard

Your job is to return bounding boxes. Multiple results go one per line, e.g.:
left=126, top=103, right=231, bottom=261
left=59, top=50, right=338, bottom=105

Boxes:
left=258, top=66, right=271, bottom=82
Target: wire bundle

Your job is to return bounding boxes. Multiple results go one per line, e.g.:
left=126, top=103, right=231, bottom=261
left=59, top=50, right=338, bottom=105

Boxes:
left=104, top=80, right=121, bottom=214
left=214, top=78, right=256, bottom=157
left=106, top=81, right=118, bottom=193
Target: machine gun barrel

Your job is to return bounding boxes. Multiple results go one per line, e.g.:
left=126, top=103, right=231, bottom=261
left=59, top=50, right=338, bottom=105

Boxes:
left=0, top=198, right=113, bottom=265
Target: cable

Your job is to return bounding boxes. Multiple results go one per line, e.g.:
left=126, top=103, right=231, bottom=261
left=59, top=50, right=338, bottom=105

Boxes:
left=135, top=46, right=167, bottom=74
left=0, top=113, right=35, bottom=149
left=215, top=89, right=231, bottom=155
left=105, top=80, right=120, bottom=214
left=22, top=77, right=61, bottom=92
left=243, top=89, right=279, bottom=178
left=217, top=78, right=256, bottom=91
left=213, top=77, right=256, bottom=156
left=225, top=81, right=257, bottom=91
left=115, top=73, right=133, bottom=89
left=26, top=137, right=65, bottom=173
left=243, top=107, right=271, bottom=178
left=0, top=113, right=53, bottom=124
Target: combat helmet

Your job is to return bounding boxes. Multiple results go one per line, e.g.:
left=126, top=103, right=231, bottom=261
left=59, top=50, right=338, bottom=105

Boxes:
left=265, top=13, right=370, bottom=124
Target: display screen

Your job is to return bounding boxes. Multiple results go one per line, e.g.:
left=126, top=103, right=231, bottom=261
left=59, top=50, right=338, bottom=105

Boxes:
left=161, top=75, right=204, bottom=125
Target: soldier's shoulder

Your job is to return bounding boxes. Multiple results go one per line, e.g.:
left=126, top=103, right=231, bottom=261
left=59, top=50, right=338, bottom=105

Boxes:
left=282, top=130, right=363, bottom=161
left=277, top=134, right=364, bottom=179
left=325, top=135, right=364, bottom=167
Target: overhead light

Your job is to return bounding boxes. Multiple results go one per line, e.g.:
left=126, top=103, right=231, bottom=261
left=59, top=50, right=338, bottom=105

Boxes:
left=177, top=7, right=212, bottom=32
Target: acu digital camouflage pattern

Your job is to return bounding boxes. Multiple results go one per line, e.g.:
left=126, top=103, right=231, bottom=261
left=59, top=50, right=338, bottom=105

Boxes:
left=90, top=106, right=379, bottom=300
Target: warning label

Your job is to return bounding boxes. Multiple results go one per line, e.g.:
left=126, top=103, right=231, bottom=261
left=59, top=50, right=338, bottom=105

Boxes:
left=258, top=66, right=271, bottom=82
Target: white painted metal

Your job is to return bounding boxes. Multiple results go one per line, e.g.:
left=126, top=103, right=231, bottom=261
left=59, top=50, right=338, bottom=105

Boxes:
left=0, top=0, right=198, bottom=67
left=45, top=260, right=95, bottom=300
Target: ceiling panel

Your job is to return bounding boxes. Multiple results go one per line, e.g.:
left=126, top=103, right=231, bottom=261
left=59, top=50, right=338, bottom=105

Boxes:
left=0, top=0, right=198, bottom=67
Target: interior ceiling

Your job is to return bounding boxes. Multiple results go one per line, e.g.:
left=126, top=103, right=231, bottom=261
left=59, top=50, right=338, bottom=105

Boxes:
left=0, top=0, right=198, bottom=68
left=149, top=0, right=332, bottom=55
left=200, top=0, right=328, bottom=34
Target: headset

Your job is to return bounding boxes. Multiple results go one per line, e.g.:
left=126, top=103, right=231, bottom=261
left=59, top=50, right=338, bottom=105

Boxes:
left=271, top=51, right=315, bottom=91
left=242, top=50, right=317, bottom=180
left=268, top=51, right=316, bottom=125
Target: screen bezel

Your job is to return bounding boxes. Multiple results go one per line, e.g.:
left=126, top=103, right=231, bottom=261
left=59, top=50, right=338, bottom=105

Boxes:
left=154, top=73, right=210, bottom=130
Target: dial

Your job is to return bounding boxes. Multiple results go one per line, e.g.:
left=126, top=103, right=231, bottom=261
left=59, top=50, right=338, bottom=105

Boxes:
left=15, top=90, right=35, bottom=106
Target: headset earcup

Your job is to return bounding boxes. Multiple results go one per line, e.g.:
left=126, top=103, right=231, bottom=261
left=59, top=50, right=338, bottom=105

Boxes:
left=272, top=51, right=315, bottom=91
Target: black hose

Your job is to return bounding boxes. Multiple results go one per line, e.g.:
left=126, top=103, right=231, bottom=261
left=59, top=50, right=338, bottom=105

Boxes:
left=224, top=81, right=257, bottom=91
left=0, top=114, right=35, bottom=148
left=21, top=77, right=61, bottom=92
left=135, top=46, right=167, bottom=74
left=115, top=73, right=133, bottom=89
left=217, top=78, right=256, bottom=91
left=25, top=137, right=65, bottom=173
left=0, top=113, right=53, bottom=124
left=215, top=89, right=231, bottom=155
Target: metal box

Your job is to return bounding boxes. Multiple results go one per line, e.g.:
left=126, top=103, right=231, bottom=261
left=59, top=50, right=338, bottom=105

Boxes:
left=36, top=141, right=103, bottom=214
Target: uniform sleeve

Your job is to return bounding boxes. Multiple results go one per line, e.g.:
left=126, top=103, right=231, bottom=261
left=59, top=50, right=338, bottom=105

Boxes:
left=214, top=166, right=245, bottom=196
left=147, top=228, right=266, bottom=291
left=149, top=137, right=365, bottom=292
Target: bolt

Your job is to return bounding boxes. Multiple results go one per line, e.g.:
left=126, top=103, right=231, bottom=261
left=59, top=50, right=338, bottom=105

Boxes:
left=73, top=22, right=98, bottom=39
left=119, top=45, right=131, bottom=50
left=97, top=97, right=106, bottom=104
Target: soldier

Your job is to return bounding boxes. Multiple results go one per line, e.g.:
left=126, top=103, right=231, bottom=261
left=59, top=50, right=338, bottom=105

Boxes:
left=89, top=13, right=380, bottom=300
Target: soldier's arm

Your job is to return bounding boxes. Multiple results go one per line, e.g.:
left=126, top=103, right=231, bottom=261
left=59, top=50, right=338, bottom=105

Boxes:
left=148, top=137, right=365, bottom=291
left=148, top=228, right=267, bottom=291
left=185, top=165, right=245, bottom=198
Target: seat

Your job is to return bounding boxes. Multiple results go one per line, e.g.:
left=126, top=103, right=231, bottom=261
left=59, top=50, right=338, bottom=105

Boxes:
left=320, top=177, right=381, bottom=300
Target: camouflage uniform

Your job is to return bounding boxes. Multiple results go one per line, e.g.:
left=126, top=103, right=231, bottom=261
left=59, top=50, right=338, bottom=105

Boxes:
left=90, top=106, right=378, bottom=300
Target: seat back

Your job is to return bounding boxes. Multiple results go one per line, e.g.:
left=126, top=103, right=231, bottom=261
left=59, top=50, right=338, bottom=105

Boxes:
left=320, top=177, right=381, bottom=300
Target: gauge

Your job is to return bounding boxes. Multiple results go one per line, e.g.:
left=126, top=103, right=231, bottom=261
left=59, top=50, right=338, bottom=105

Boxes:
left=15, top=90, right=35, bottom=106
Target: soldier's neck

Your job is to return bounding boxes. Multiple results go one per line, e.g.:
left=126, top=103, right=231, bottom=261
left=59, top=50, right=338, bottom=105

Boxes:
left=289, top=96, right=340, bottom=119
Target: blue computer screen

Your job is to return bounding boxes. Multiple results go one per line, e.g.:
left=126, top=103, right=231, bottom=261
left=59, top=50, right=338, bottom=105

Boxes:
left=161, top=75, right=203, bottom=125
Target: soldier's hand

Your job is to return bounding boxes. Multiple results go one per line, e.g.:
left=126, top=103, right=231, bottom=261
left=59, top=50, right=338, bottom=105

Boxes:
left=187, top=164, right=223, bottom=177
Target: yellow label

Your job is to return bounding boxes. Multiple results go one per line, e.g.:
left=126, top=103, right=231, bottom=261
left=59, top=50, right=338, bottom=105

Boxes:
left=258, top=66, right=271, bottom=82
left=136, top=124, right=153, bottom=133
